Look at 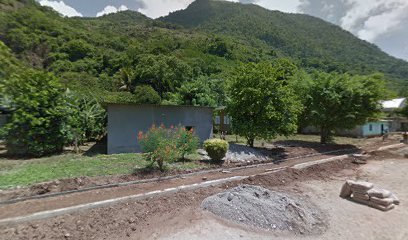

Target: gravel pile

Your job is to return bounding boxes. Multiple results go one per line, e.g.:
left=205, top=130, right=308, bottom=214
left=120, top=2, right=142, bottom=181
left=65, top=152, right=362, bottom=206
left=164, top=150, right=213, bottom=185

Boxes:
left=224, top=144, right=271, bottom=163
left=201, top=185, right=327, bottom=235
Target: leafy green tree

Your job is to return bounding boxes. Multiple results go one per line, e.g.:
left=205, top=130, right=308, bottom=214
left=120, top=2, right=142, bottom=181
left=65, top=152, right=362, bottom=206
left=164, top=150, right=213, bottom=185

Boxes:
left=0, top=41, right=21, bottom=106
left=302, top=72, right=388, bottom=144
left=3, top=70, right=70, bottom=157
left=61, top=39, right=94, bottom=62
left=66, top=91, right=107, bottom=144
left=227, top=62, right=302, bottom=147
left=133, top=54, right=192, bottom=96
left=133, top=85, right=161, bottom=104
left=167, top=76, right=217, bottom=107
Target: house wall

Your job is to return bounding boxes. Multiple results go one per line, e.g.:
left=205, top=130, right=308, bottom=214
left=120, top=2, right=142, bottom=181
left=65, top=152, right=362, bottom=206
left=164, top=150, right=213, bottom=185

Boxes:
left=107, top=104, right=213, bottom=154
left=301, top=122, right=389, bottom=138
left=361, top=121, right=389, bottom=137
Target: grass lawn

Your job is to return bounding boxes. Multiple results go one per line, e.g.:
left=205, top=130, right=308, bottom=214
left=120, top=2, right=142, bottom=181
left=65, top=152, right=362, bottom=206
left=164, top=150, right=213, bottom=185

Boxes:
left=223, top=134, right=368, bottom=147
left=0, top=153, right=205, bottom=189
left=0, top=134, right=368, bottom=190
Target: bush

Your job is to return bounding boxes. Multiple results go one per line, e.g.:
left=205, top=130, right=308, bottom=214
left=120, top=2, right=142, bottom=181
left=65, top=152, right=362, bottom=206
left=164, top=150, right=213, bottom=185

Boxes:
left=3, top=70, right=70, bottom=157
left=133, top=85, right=161, bottom=104
left=204, top=139, right=229, bottom=162
left=138, top=125, right=200, bottom=171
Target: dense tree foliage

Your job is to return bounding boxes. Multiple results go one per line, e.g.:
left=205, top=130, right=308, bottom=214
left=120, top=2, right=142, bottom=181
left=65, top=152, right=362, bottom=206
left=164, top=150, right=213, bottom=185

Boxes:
left=2, top=70, right=70, bottom=156
left=227, top=62, right=302, bottom=147
left=300, top=72, right=388, bottom=143
left=0, top=0, right=406, bottom=105
left=163, top=0, right=408, bottom=91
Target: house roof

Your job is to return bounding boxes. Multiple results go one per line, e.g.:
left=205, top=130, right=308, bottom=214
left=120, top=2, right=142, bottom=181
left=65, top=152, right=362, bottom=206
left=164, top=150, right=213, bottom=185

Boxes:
left=381, top=98, right=406, bottom=110
left=106, top=103, right=214, bottom=109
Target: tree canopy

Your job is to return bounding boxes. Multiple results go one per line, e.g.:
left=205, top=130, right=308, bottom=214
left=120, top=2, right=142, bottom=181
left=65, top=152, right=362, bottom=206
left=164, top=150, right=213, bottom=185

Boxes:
left=300, top=72, right=388, bottom=143
left=227, top=62, right=302, bottom=147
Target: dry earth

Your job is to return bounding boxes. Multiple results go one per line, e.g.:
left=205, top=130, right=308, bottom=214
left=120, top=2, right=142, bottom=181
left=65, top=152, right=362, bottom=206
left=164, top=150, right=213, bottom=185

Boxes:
left=0, top=146, right=407, bottom=240
left=158, top=155, right=408, bottom=240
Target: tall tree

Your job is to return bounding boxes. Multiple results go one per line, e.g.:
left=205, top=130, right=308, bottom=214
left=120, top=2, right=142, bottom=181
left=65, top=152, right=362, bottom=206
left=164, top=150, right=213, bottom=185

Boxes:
left=227, top=62, right=302, bottom=147
left=302, top=72, right=388, bottom=144
left=3, top=70, right=70, bottom=157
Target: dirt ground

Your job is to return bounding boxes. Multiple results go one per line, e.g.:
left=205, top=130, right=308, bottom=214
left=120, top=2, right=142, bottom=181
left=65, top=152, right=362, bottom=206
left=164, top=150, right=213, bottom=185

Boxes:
left=0, top=139, right=361, bottom=202
left=157, top=156, right=408, bottom=240
left=0, top=147, right=407, bottom=240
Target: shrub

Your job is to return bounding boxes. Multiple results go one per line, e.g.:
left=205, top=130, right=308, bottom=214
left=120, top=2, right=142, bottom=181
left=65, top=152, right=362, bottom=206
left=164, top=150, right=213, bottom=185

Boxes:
left=138, top=125, right=200, bottom=171
left=3, top=70, right=70, bottom=157
left=174, top=126, right=200, bottom=160
left=133, top=85, right=161, bottom=104
left=204, top=139, right=229, bottom=162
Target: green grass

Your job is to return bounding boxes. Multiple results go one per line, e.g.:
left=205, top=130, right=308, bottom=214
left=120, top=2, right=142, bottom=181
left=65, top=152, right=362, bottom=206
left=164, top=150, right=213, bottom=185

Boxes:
left=0, top=134, right=367, bottom=189
left=0, top=153, right=206, bottom=189
left=223, top=134, right=367, bottom=147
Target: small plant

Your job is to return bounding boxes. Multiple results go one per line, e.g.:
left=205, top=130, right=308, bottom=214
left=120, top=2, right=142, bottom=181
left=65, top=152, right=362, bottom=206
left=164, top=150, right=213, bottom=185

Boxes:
left=138, top=124, right=200, bottom=171
left=204, top=139, right=229, bottom=162
left=175, top=126, right=200, bottom=161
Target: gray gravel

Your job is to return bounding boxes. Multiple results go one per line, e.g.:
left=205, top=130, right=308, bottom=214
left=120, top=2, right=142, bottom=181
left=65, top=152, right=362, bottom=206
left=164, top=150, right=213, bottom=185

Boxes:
left=201, top=185, right=327, bottom=235
left=224, top=144, right=271, bottom=163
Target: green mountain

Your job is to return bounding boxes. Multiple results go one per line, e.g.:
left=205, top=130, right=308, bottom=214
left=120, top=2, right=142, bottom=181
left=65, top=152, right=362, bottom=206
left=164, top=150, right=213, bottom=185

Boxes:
left=0, top=0, right=407, bottom=105
left=162, top=0, right=408, bottom=87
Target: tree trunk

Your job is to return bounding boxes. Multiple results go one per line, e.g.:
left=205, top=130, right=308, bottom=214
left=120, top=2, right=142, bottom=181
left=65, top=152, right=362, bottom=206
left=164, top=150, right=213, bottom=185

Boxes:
left=247, top=137, right=255, bottom=147
left=320, top=127, right=332, bottom=144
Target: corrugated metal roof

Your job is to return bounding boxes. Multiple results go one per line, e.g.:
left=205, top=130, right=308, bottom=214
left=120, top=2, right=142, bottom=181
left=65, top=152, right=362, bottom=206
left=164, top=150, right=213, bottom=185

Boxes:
left=381, top=98, right=406, bottom=109
left=106, top=103, right=214, bottom=109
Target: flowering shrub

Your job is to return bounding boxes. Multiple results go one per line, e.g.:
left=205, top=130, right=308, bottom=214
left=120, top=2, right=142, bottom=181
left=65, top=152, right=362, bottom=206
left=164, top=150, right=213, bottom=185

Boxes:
left=174, top=127, right=200, bottom=160
left=138, top=124, right=199, bottom=171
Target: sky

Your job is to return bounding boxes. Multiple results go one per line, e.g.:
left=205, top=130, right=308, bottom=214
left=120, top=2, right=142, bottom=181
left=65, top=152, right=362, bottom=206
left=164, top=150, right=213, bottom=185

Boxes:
left=37, top=0, right=408, bottom=61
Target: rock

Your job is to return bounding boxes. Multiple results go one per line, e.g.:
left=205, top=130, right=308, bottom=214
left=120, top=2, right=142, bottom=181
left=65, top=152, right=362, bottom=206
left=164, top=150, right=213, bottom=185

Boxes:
left=202, top=177, right=208, bottom=181
left=201, top=185, right=327, bottom=235
left=197, top=149, right=208, bottom=156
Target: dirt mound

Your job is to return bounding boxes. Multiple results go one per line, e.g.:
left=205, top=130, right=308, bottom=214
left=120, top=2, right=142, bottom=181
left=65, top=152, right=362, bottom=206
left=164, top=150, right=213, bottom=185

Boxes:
left=201, top=185, right=327, bottom=235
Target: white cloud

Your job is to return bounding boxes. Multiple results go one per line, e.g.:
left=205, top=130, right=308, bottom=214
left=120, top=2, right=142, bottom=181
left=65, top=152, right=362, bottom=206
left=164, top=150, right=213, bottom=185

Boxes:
left=254, top=0, right=301, bottom=13
left=96, top=5, right=129, bottom=17
left=39, top=0, right=82, bottom=17
left=340, top=0, right=408, bottom=42
left=137, top=0, right=194, bottom=19
left=226, top=0, right=301, bottom=13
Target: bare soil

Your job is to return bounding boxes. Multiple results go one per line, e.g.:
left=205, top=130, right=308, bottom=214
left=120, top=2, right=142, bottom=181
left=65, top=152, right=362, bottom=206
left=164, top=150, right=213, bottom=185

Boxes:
left=0, top=141, right=405, bottom=240
left=0, top=153, right=361, bottom=240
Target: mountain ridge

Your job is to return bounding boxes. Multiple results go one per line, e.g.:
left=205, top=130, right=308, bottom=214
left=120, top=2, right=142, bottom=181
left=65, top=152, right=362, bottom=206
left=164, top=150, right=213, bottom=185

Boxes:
left=161, top=0, right=408, bottom=85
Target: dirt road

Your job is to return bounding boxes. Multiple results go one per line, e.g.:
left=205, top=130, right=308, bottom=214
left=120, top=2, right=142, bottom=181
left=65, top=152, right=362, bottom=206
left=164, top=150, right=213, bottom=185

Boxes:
left=158, top=157, right=408, bottom=240
left=0, top=145, right=407, bottom=240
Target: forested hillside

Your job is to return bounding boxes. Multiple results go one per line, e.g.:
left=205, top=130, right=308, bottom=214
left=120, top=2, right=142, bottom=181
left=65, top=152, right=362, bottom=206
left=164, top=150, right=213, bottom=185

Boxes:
left=162, top=0, right=408, bottom=89
left=0, top=0, right=407, bottom=105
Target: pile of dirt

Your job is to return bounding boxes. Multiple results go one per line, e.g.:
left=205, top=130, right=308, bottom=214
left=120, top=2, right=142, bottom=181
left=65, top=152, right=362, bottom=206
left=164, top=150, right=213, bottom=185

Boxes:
left=201, top=185, right=327, bottom=235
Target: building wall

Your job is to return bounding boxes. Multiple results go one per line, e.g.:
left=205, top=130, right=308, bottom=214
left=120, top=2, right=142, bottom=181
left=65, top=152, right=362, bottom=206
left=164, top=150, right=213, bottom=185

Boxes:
left=108, top=104, right=213, bottom=154
left=361, top=121, right=389, bottom=137
left=301, top=122, right=389, bottom=138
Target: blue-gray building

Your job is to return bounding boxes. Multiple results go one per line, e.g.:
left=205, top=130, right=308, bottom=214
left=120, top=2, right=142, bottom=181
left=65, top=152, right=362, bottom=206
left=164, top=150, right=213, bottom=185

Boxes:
left=107, top=104, right=213, bottom=154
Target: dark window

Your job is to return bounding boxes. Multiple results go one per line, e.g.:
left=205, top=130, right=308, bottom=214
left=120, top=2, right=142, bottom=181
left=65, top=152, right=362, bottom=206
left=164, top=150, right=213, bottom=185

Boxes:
left=369, top=124, right=373, bottom=131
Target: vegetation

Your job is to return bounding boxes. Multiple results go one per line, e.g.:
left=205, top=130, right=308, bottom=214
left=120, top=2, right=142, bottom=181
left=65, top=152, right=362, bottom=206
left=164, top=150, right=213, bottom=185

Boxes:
left=0, top=152, right=207, bottom=189
left=3, top=70, right=70, bottom=156
left=203, top=139, right=229, bottom=162
left=0, top=0, right=405, bottom=158
left=299, top=72, right=388, bottom=143
left=138, top=125, right=199, bottom=171
left=163, top=0, right=408, bottom=91
left=227, top=61, right=302, bottom=147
